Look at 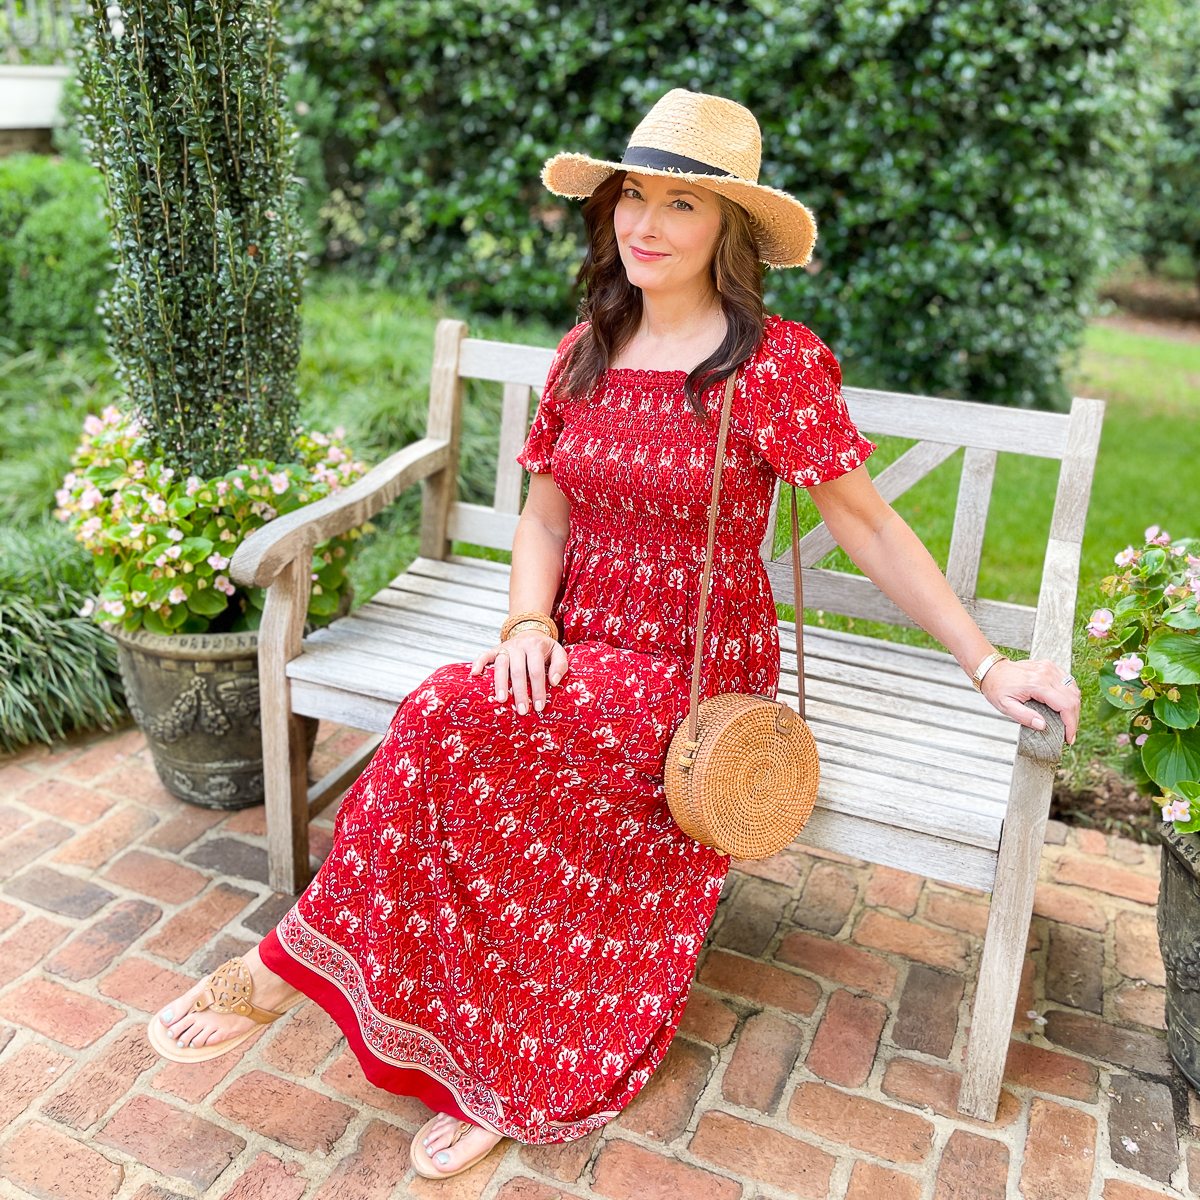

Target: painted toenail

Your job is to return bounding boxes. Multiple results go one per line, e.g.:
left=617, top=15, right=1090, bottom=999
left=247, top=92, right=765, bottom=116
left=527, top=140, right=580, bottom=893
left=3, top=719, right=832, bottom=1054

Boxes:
left=435, top=1152, right=450, bottom=1165
left=161, top=1007, right=174, bottom=1022
left=176, top=1039, right=184, bottom=1047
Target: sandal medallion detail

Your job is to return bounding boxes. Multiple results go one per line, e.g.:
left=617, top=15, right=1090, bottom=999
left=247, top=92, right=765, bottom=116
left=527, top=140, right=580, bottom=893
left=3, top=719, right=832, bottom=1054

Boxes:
left=146, top=956, right=292, bottom=1062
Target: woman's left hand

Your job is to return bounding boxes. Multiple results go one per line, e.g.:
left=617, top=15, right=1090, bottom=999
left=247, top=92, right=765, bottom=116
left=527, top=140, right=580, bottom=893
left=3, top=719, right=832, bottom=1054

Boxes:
left=979, top=658, right=1080, bottom=744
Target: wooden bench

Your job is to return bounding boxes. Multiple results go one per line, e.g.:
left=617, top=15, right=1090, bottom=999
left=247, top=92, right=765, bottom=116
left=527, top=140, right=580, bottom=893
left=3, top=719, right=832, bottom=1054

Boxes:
left=230, top=318, right=1104, bottom=1122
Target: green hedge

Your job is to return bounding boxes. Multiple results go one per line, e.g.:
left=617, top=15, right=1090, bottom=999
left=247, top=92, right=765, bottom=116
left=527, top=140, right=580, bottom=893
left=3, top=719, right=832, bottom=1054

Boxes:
left=288, top=0, right=1164, bottom=409
left=0, top=153, right=110, bottom=350
left=1144, top=3, right=1200, bottom=288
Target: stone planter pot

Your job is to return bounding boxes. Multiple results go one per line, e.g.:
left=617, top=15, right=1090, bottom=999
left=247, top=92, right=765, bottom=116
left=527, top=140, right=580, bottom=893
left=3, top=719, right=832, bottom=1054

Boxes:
left=109, top=626, right=317, bottom=810
left=1159, top=823, right=1200, bottom=1088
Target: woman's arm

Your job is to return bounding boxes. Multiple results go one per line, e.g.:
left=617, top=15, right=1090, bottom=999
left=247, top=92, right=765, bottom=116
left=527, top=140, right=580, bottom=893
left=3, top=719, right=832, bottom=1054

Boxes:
left=469, top=472, right=572, bottom=715
left=807, top=464, right=1081, bottom=741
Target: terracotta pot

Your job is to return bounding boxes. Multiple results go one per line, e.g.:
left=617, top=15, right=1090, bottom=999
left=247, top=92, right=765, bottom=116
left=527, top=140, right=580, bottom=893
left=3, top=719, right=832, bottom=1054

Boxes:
left=1159, top=823, right=1200, bottom=1087
left=108, top=626, right=317, bottom=810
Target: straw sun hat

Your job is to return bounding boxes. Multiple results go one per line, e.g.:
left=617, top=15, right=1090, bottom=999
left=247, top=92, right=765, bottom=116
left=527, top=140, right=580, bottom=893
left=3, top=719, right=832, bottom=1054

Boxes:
left=541, top=88, right=817, bottom=269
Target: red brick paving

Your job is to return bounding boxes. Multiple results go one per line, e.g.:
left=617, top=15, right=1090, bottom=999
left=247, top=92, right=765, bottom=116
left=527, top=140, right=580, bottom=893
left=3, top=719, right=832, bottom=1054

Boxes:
left=0, top=719, right=1196, bottom=1198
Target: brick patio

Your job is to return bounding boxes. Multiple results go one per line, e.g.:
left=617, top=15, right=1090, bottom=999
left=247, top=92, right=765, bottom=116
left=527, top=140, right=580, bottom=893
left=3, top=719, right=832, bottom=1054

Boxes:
left=0, top=719, right=1193, bottom=1200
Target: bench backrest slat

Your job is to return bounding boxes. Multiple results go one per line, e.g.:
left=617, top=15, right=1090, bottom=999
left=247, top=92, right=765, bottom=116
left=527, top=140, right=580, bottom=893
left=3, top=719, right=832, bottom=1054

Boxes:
left=441, top=328, right=1098, bottom=649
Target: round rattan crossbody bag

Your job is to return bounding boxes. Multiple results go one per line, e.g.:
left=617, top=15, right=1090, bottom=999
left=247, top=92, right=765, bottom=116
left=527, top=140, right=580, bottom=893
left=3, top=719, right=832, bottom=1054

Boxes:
left=664, top=371, right=820, bottom=860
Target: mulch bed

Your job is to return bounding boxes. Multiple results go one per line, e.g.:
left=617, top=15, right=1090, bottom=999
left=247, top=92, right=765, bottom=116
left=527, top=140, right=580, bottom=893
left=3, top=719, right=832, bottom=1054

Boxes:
left=1052, top=762, right=1163, bottom=843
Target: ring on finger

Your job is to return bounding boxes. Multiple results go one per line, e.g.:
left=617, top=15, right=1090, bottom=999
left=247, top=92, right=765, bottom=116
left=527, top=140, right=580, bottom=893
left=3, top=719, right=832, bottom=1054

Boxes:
left=1060, top=674, right=1076, bottom=688
left=494, top=649, right=509, bottom=659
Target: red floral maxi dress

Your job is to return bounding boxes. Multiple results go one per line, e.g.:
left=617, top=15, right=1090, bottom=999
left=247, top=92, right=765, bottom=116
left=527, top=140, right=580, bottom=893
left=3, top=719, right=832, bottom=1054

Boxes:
left=259, top=314, right=875, bottom=1144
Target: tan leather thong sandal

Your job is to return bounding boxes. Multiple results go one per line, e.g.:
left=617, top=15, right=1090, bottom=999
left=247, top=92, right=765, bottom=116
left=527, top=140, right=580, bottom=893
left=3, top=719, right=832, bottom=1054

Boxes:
left=146, top=956, right=295, bottom=1063
left=410, top=1114, right=500, bottom=1180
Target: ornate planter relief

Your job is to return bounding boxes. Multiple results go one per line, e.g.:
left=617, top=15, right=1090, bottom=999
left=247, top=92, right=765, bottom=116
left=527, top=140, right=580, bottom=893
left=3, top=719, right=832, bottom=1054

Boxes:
left=1159, top=824, right=1200, bottom=1088
left=109, top=627, right=316, bottom=810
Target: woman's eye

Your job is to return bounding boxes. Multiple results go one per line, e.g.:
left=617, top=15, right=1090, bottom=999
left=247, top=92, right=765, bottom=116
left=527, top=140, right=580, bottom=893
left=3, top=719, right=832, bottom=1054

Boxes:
left=622, top=188, right=642, bottom=200
left=672, top=199, right=694, bottom=211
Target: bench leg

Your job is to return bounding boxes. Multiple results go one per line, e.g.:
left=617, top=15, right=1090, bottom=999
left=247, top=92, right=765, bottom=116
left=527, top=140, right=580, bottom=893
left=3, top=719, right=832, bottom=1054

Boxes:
left=259, top=555, right=313, bottom=895
left=959, top=754, right=1056, bottom=1121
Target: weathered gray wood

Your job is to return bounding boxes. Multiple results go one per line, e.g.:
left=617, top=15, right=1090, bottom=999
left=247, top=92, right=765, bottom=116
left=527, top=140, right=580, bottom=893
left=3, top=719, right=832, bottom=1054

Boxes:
left=1017, top=699, right=1066, bottom=764
left=308, top=734, right=384, bottom=821
left=447, top=501, right=522, bottom=551
left=794, top=809, right=998, bottom=892
left=458, top=338, right=556, bottom=387
left=230, top=438, right=449, bottom=589
left=291, top=679, right=399, bottom=733
left=259, top=553, right=313, bottom=893
left=764, top=563, right=1039, bottom=650
left=959, top=753, right=1057, bottom=1118
left=945, top=448, right=998, bottom=598
left=759, top=479, right=782, bottom=560
left=419, top=320, right=469, bottom=560
left=494, top=382, right=534, bottom=513
left=845, top=388, right=1070, bottom=458
left=795, top=440, right=960, bottom=566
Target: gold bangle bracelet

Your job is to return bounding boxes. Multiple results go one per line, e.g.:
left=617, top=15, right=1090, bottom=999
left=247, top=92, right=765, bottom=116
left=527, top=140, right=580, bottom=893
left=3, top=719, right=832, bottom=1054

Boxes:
left=500, top=610, right=558, bottom=642
left=508, top=619, right=556, bottom=640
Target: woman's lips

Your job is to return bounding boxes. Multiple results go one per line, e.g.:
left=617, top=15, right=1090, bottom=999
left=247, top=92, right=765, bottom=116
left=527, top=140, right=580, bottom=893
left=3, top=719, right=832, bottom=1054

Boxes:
left=630, top=246, right=669, bottom=262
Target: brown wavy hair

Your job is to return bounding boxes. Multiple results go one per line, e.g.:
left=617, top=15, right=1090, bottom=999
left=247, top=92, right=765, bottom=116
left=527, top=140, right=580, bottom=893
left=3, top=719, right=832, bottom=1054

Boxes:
left=560, top=170, right=766, bottom=417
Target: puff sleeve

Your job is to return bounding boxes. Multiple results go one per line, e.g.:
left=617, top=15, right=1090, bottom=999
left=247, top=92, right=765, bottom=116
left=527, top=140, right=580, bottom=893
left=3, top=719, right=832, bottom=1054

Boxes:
left=741, top=320, right=875, bottom=488
left=516, top=322, right=589, bottom=475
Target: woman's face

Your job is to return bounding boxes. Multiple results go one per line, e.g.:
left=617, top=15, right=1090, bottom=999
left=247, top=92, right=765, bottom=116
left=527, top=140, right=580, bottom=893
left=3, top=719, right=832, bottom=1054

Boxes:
left=613, top=172, right=722, bottom=296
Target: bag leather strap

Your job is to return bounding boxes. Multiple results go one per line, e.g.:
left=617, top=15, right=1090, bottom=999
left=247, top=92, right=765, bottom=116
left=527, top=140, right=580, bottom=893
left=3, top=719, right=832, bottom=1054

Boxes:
left=687, top=371, right=805, bottom=744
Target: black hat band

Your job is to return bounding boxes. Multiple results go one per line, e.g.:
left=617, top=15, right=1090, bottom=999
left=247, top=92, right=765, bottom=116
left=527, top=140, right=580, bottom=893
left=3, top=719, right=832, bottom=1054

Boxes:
left=620, top=145, right=735, bottom=179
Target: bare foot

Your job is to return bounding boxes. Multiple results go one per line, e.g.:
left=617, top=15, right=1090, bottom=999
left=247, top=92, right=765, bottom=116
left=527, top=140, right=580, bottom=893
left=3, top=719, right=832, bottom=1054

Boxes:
left=421, top=1113, right=503, bottom=1173
left=157, top=947, right=302, bottom=1049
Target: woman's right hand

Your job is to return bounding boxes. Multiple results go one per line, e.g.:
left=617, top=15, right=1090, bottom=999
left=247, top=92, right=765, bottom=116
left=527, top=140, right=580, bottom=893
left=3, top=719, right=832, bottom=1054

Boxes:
left=470, top=632, right=569, bottom=715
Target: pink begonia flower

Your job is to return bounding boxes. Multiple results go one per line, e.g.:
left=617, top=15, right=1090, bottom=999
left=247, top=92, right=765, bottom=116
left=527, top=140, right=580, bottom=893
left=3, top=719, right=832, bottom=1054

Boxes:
left=155, top=554, right=167, bottom=568
left=130, top=460, right=146, bottom=479
left=334, top=426, right=345, bottom=440
left=165, top=545, right=182, bottom=560
left=232, top=477, right=244, bottom=491
left=1135, top=733, right=1148, bottom=746
left=186, top=476, right=203, bottom=496
left=101, top=404, right=121, bottom=425
left=130, top=590, right=148, bottom=605
left=1114, top=654, right=1144, bottom=682
left=215, top=480, right=229, bottom=497
left=1116, top=732, right=1130, bottom=746
left=269, top=472, right=289, bottom=495
left=1086, top=608, right=1114, bottom=638
left=83, top=414, right=104, bottom=436
left=1145, top=524, right=1161, bottom=540
left=62, top=472, right=76, bottom=488
left=78, top=598, right=96, bottom=617
left=1188, top=555, right=1200, bottom=577
left=214, top=575, right=236, bottom=596
left=207, top=553, right=230, bottom=571
left=55, top=488, right=70, bottom=507
left=160, top=468, right=175, bottom=481
left=78, top=486, right=103, bottom=511
left=147, top=494, right=167, bottom=516
left=311, top=431, right=329, bottom=446
left=168, top=586, right=187, bottom=605
left=80, top=517, right=102, bottom=537
left=1114, top=546, right=1138, bottom=568
left=128, top=522, right=145, bottom=537
left=166, top=528, right=184, bottom=542
left=1163, top=799, right=1190, bottom=822
left=1144, top=524, right=1171, bottom=545
left=327, top=446, right=346, bottom=464
left=102, top=599, right=126, bottom=617
left=249, top=466, right=260, bottom=480
left=259, top=504, right=277, bottom=521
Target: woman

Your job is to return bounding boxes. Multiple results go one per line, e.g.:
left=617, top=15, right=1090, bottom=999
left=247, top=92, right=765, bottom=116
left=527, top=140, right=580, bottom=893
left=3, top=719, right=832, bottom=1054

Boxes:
left=149, top=89, right=1080, bottom=1179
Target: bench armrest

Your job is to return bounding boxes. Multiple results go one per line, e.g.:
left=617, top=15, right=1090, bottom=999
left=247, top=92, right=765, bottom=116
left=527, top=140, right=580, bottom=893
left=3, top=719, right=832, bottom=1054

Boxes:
left=1017, top=700, right=1065, bottom=764
left=230, top=436, right=451, bottom=589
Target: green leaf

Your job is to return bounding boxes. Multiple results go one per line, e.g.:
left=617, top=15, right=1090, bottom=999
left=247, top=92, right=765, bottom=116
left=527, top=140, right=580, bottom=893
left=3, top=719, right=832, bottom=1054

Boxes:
left=307, top=589, right=338, bottom=617
left=1142, top=727, right=1200, bottom=792
left=142, top=609, right=171, bottom=636
left=186, top=587, right=228, bottom=616
left=180, top=537, right=214, bottom=564
left=1146, top=630, right=1200, bottom=685
left=1155, top=685, right=1200, bottom=730
left=164, top=603, right=190, bottom=630
left=1166, top=603, right=1200, bottom=631
left=317, top=561, right=345, bottom=589
left=1099, top=665, right=1148, bottom=711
